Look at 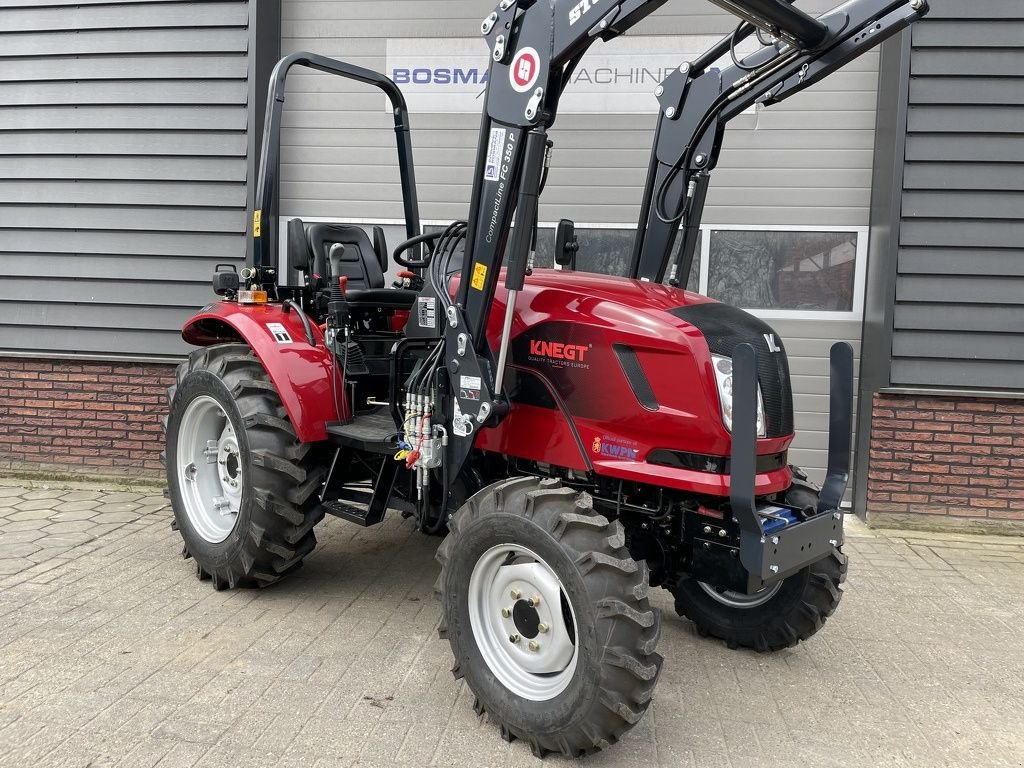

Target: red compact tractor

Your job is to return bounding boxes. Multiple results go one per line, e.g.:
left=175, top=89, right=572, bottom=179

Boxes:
left=165, top=0, right=928, bottom=757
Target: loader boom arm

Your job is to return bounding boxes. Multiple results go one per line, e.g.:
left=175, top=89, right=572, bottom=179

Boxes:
left=442, top=0, right=927, bottom=476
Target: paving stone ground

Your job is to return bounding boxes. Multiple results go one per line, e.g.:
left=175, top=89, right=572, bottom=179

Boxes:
left=0, top=481, right=1022, bottom=768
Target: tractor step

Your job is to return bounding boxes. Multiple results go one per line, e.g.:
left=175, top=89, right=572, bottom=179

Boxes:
left=323, top=499, right=386, bottom=527
left=326, top=409, right=400, bottom=455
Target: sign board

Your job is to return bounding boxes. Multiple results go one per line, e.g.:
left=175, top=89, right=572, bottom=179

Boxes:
left=385, top=35, right=758, bottom=114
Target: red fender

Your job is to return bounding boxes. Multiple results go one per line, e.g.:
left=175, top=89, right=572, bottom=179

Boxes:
left=181, top=301, right=345, bottom=443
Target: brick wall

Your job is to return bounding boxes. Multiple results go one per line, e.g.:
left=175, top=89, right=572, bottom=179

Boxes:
left=0, top=357, right=177, bottom=478
left=868, top=393, right=1024, bottom=523
left=4, top=356, right=1023, bottom=523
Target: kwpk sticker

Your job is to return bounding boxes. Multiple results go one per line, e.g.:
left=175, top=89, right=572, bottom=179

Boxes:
left=509, top=47, right=540, bottom=93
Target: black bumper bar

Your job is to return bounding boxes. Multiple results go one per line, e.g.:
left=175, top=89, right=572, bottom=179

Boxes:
left=730, top=342, right=854, bottom=590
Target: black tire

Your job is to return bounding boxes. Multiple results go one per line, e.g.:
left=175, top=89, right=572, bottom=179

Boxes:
left=435, top=477, right=662, bottom=758
left=672, top=484, right=847, bottom=652
left=165, top=343, right=325, bottom=589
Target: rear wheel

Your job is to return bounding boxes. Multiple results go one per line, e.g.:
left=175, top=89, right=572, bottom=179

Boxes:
left=165, top=343, right=325, bottom=589
left=672, top=484, right=846, bottom=651
left=436, top=477, right=662, bottom=757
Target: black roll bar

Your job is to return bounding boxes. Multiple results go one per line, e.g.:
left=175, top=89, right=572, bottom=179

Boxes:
left=250, top=52, right=422, bottom=282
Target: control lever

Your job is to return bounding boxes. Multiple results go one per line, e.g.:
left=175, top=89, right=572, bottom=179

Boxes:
left=328, top=242, right=346, bottom=279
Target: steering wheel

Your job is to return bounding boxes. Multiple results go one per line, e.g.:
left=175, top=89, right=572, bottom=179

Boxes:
left=393, top=232, right=441, bottom=269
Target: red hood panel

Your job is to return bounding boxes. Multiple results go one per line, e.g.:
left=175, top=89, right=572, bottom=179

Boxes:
left=475, top=268, right=793, bottom=495
left=517, top=269, right=716, bottom=313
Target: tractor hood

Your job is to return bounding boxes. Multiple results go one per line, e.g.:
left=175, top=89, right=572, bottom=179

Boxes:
left=478, top=268, right=795, bottom=494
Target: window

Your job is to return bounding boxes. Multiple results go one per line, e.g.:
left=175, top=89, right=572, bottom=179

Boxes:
left=706, top=229, right=859, bottom=312
left=544, top=228, right=704, bottom=294
left=557, top=225, right=864, bottom=317
left=352, top=219, right=865, bottom=318
left=571, top=228, right=631, bottom=277
left=530, top=227, right=557, bottom=270
left=668, top=230, right=701, bottom=293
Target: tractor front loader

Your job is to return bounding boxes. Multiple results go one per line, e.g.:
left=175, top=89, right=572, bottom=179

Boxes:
left=164, top=0, right=928, bottom=757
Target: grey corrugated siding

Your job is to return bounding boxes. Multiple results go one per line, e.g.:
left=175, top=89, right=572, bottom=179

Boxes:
left=279, top=0, right=877, bottom=227
left=0, top=0, right=250, bottom=358
left=769, top=317, right=861, bottom=482
left=891, top=2, right=1024, bottom=390
left=280, top=0, right=872, bottom=484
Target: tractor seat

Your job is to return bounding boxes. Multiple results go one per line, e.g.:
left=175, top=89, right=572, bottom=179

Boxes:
left=292, top=220, right=417, bottom=307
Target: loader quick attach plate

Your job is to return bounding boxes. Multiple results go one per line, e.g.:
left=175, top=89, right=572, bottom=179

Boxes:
left=740, top=511, right=843, bottom=589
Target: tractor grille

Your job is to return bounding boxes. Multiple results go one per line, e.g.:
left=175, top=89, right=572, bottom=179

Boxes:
left=668, top=303, right=794, bottom=438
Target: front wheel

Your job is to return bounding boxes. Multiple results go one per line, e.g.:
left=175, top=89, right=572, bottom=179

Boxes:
left=436, top=477, right=662, bottom=758
left=672, top=482, right=847, bottom=652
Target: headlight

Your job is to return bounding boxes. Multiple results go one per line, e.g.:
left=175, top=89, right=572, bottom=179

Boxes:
left=712, top=355, right=766, bottom=437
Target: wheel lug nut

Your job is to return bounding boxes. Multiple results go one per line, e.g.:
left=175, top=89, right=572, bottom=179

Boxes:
left=528, top=641, right=540, bottom=652
left=528, top=595, right=541, bottom=607
left=501, top=607, right=511, bottom=618
left=509, top=634, right=520, bottom=644
left=510, top=588, right=521, bottom=600
left=538, top=623, right=549, bottom=633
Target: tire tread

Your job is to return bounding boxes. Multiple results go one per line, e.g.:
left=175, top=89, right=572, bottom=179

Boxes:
left=436, top=476, right=662, bottom=758
left=674, top=550, right=846, bottom=652
left=165, top=343, right=323, bottom=591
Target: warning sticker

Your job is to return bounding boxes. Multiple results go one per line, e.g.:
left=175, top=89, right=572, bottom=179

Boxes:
left=452, top=400, right=472, bottom=437
left=471, top=263, right=488, bottom=291
left=253, top=209, right=262, bottom=237
left=266, top=323, right=292, bottom=344
left=417, top=296, right=437, bottom=329
left=459, top=375, right=482, bottom=401
left=484, top=127, right=506, bottom=181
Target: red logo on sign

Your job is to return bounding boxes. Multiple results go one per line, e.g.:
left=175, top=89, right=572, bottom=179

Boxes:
left=514, top=53, right=535, bottom=86
left=509, top=47, right=540, bottom=92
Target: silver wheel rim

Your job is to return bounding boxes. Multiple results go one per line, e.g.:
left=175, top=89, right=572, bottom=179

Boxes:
left=697, top=580, right=782, bottom=608
left=468, top=544, right=579, bottom=702
left=176, top=395, right=243, bottom=544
